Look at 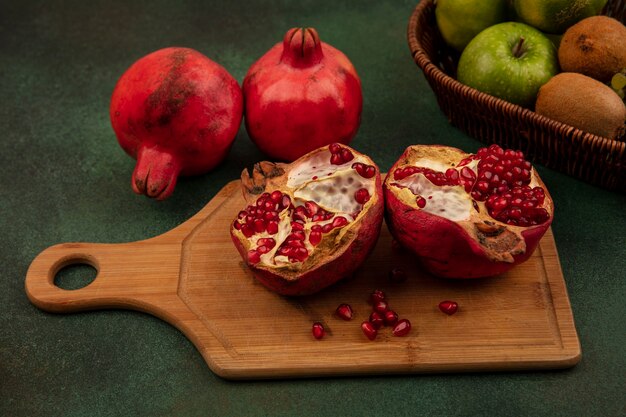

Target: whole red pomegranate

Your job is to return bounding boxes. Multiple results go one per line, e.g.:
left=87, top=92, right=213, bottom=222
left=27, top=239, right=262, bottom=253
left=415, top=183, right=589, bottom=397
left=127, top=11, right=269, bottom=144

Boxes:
left=110, top=47, right=243, bottom=200
left=230, top=143, right=383, bottom=296
left=243, top=27, right=363, bottom=162
left=384, top=144, right=554, bottom=279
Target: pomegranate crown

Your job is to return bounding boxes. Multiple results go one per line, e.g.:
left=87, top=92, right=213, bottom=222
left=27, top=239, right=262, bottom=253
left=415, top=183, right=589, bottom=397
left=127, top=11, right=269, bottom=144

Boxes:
left=280, top=27, right=323, bottom=68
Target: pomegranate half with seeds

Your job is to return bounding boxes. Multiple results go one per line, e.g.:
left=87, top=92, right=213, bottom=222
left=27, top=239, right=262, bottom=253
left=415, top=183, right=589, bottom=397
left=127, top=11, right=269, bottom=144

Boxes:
left=230, top=144, right=384, bottom=295
left=384, top=144, right=554, bottom=279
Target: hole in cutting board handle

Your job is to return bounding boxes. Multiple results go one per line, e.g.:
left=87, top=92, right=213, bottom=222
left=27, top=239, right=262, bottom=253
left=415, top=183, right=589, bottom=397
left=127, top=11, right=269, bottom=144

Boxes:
left=54, top=263, right=97, bottom=290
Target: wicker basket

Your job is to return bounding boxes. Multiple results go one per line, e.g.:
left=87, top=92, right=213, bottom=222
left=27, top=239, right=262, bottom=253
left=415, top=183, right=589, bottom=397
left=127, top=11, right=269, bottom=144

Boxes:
left=407, top=0, right=626, bottom=192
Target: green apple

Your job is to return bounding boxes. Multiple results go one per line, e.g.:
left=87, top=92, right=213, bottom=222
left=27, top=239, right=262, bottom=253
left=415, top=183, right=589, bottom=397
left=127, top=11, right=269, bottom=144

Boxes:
left=457, top=22, right=559, bottom=108
left=514, top=0, right=608, bottom=34
left=435, top=0, right=508, bottom=51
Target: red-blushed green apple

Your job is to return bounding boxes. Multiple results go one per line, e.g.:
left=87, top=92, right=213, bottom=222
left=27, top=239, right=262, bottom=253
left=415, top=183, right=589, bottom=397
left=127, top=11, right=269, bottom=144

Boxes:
left=457, top=22, right=559, bottom=108
left=435, top=0, right=508, bottom=51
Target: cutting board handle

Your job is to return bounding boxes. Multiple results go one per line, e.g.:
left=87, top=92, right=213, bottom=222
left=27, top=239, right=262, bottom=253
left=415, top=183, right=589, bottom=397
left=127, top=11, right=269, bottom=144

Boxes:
left=25, top=242, right=154, bottom=313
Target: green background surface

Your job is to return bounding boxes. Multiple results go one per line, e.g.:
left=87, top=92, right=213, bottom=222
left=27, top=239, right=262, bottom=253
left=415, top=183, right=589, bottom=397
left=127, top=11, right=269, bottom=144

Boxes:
left=1, top=1, right=625, bottom=416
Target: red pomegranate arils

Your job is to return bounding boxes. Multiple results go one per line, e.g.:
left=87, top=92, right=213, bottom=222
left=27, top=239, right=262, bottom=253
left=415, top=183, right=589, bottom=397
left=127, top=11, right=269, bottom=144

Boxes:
left=329, top=143, right=355, bottom=165
left=241, top=224, right=254, bottom=238
left=329, top=143, right=342, bottom=154
left=369, top=311, right=384, bottom=329
left=257, top=238, right=276, bottom=249
left=329, top=153, right=342, bottom=165
left=335, top=303, right=354, bottom=321
left=352, top=162, right=376, bottom=178
left=438, top=300, right=458, bottom=315
left=332, top=216, right=348, bottom=228
left=392, top=319, right=411, bottom=336
left=341, top=149, right=354, bottom=163
left=354, top=188, right=370, bottom=204
left=309, top=231, right=322, bottom=246
left=361, top=321, right=378, bottom=340
left=373, top=300, right=388, bottom=314
left=369, top=289, right=386, bottom=304
left=384, top=310, right=398, bottom=326
left=312, top=322, right=325, bottom=340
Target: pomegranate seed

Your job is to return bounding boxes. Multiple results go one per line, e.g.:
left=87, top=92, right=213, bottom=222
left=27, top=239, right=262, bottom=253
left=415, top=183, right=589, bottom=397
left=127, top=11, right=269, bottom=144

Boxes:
left=352, top=162, right=376, bottom=178
left=280, top=195, right=292, bottom=209
left=361, top=321, right=378, bottom=340
left=354, top=188, right=370, bottom=204
left=311, top=214, right=324, bottom=222
left=247, top=250, right=261, bottom=264
left=373, top=300, right=388, bottom=314
left=389, top=268, right=407, bottom=282
left=267, top=221, right=279, bottom=235
left=332, top=216, right=348, bottom=228
left=309, top=231, right=322, bottom=246
left=293, top=206, right=308, bottom=221
left=438, top=300, right=458, bottom=315
left=305, top=201, right=319, bottom=216
left=270, top=190, right=282, bottom=202
left=445, top=168, right=459, bottom=180
left=329, top=143, right=341, bottom=154
left=335, top=303, right=353, bottom=321
left=369, top=311, right=384, bottom=329
left=322, top=223, right=334, bottom=233
left=340, top=148, right=354, bottom=163
left=384, top=310, right=398, bottom=326
left=416, top=196, right=426, bottom=208
left=233, top=221, right=242, bottom=230
left=392, top=319, right=411, bottom=336
left=264, top=200, right=275, bottom=211
left=312, top=322, right=325, bottom=340
left=288, top=230, right=305, bottom=241
left=253, top=218, right=266, bottom=233
left=237, top=210, right=248, bottom=220
left=291, top=221, right=304, bottom=231
left=369, top=289, right=386, bottom=304
left=241, top=224, right=254, bottom=238
left=330, top=154, right=343, bottom=165
left=257, top=237, right=276, bottom=249
left=287, top=240, right=305, bottom=248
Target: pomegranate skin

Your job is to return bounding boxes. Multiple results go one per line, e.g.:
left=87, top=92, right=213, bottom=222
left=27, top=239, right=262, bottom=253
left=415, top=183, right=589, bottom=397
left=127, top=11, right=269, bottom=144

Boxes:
left=110, top=47, right=243, bottom=200
left=243, top=27, right=363, bottom=162
left=384, top=145, right=554, bottom=279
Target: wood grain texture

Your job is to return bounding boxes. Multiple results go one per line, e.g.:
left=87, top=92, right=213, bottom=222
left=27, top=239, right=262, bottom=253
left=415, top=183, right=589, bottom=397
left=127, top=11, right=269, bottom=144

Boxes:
left=25, top=180, right=581, bottom=379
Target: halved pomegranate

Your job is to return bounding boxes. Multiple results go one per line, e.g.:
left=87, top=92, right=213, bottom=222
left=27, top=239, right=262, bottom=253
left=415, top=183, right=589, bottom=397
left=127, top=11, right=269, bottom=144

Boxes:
left=384, top=144, right=554, bottom=279
left=230, top=144, right=384, bottom=295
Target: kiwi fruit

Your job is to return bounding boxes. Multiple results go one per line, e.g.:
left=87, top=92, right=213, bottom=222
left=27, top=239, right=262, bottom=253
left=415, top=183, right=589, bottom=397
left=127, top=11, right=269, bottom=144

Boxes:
left=558, top=16, right=626, bottom=83
left=536, top=72, right=625, bottom=140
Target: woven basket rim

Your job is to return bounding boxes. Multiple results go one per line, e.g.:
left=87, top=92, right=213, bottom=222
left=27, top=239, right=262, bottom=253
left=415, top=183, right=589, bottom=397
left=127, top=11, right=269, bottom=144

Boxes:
left=406, top=0, right=626, bottom=156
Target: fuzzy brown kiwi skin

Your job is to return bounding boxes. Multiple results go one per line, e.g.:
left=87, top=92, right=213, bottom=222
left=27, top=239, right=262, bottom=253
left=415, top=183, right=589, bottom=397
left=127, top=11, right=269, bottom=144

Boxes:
left=536, top=72, right=626, bottom=140
left=558, top=16, right=626, bottom=84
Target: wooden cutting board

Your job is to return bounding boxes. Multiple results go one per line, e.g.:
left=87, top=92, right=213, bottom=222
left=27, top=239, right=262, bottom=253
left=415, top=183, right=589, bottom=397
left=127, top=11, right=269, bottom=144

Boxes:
left=25, top=180, right=581, bottom=379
